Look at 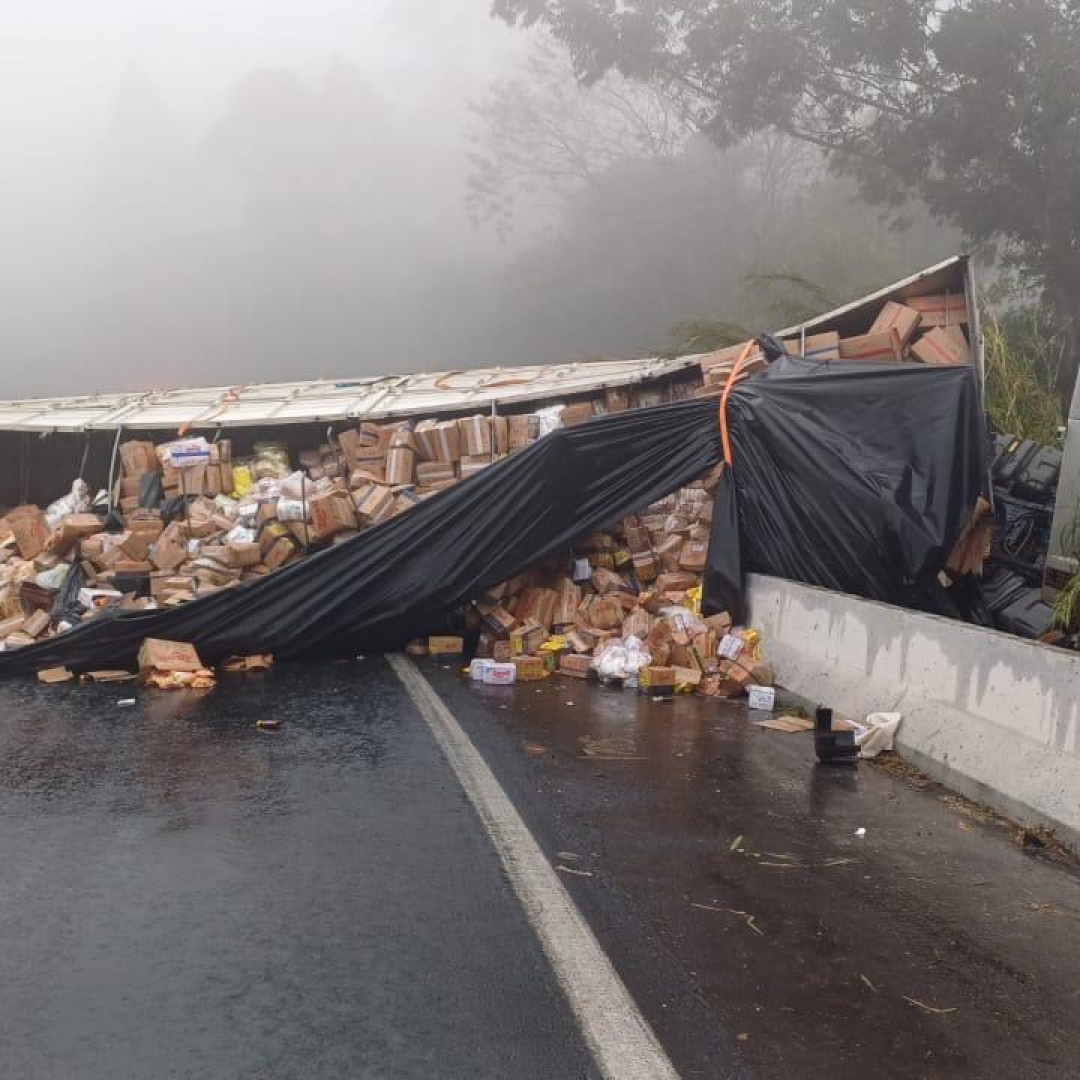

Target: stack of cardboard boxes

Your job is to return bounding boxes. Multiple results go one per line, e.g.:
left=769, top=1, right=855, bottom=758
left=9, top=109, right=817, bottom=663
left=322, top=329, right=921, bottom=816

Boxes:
left=0, top=388, right=692, bottom=650
left=695, top=290, right=972, bottom=399
left=435, top=465, right=775, bottom=700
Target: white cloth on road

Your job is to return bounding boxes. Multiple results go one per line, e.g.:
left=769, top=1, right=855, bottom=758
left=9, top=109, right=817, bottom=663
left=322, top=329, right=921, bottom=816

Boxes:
left=855, top=712, right=902, bottom=758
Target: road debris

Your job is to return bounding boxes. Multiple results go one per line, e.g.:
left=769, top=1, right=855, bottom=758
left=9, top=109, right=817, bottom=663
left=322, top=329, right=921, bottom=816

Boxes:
left=556, top=865, right=593, bottom=878
left=755, top=715, right=814, bottom=733
left=36, top=667, right=73, bottom=684
left=903, top=996, right=958, bottom=1015
left=691, top=902, right=764, bottom=936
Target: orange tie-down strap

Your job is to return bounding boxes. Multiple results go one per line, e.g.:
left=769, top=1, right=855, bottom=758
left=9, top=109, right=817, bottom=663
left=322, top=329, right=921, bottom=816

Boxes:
left=719, top=341, right=757, bottom=466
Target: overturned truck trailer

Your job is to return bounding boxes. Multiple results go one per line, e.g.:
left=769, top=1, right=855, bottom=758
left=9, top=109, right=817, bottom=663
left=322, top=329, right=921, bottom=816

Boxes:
left=0, top=256, right=990, bottom=673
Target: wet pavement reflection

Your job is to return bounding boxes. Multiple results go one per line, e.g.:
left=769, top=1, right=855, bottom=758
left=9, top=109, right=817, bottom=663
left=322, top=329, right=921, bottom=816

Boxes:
left=0, top=659, right=595, bottom=1080
left=427, top=662, right=1080, bottom=1080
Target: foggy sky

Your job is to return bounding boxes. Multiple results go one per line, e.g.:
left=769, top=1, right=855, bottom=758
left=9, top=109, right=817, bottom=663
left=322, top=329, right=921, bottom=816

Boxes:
left=0, top=0, right=530, bottom=398
left=0, top=2, right=958, bottom=404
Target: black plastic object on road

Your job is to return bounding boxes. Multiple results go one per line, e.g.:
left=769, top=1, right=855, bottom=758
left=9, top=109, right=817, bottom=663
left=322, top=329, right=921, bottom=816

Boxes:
left=0, top=357, right=985, bottom=676
left=703, top=355, right=986, bottom=623
left=814, top=706, right=859, bottom=766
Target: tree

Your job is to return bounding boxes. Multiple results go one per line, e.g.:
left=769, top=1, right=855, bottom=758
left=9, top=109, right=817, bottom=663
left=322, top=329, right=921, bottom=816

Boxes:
left=467, top=36, right=690, bottom=236
left=493, top=0, right=1080, bottom=409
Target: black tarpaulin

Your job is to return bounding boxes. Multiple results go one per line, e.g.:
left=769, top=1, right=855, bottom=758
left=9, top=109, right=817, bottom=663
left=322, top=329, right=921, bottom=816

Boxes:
left=0, top=357, right=986, bottom=676
left=702, top=356, right=987, bottom=622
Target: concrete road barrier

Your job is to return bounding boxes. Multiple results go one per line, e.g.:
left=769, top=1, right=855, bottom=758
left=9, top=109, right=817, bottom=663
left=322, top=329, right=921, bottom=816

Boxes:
left=747, top=574, right=1080, bottom=847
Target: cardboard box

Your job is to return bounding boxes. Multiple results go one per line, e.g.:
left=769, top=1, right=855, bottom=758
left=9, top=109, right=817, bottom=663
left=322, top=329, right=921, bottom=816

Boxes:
left=4, top=506, right=51, bottom=559
left=869, top=301, right=922, bottom=347
left=678, top=540, right=708, bottom=572
left=906, top=292, right=967, bottom=327
left=137, top=637, right=204, bottom=674
left=225, top=542, right=262, bottom=568
left=430, top=420, right=461, bottom=462
left=838, top=328, right=903, bottom=362
left=337, top=428, right=367, bottom=469
left=517, top=588, right=559, bottom=629
left=560, top=402, right=594, bottom=428
left=354, top=483, right=395, bottom=526
left=639, top=665, right=678, bottom=688
left=559, top=653, right=593, bottom=679
left=671, top=665, right=703, bottom=688
left=37, top=666, right=74, bottom=684
left=604, top=387, right=631, bottom=412
left=263, top=535, right=299, bottom=570
left=482, top=662, right=516, bottom=685
left=510, top=619, right=546, bottom=655
left=653, top=535, right=683, bottom=572
left=412, top=420, right=441, bottom=461
left=513, top=655, right=547, bottom=681
left=149, top=575, right=195, bottom=600
left=492, top=640, right=514, bottom=663
left=460, top=454, right=495, bottom=479
left=416, top=460, right=456, bottom=485
left=508, top=414, right=539, bottom=451
left=385, top=432, right=417, bottom=486
left=151, top=523, right=189, bottom=573
left=428, top=635, right=465, bottom=656
left=482, top=606, right=519, bottom=638
left=631, top=551, right=658, bottom=582
left=120, top=530, right=157, bottom=562
left=21, top=609, right=50, bottom=638
left=204, top=464, right=223, bottom=497
left=308, top=489, right=357, bottom=540
left=492, top=415, right=509, bottom=456
left=911, top=325, right=970, bottom=366
left=120, top=440, right=158, bottom=477
left=553, top=578, right=581, bottom=626
left=458, top=415, right=492, bottom=457
left=782, top=331, right=840, bottom=361
left=582, top=596, right=623, bottom=631
left=747, top=685, right=776, bottom=711
left=51, top=513, right=102, bottom=555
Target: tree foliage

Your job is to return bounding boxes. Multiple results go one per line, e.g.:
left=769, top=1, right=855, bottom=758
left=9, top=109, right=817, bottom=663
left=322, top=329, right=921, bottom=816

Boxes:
left=493, top=0, right=1080, bottom=406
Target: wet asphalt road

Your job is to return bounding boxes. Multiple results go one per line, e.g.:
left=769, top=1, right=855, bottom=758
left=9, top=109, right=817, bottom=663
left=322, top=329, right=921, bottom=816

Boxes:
left=3, top=656, right=1080, bottom=1080
left=423, top=661, right=1080, bottom=1080
left=0, top=659, right=596, bottom=1080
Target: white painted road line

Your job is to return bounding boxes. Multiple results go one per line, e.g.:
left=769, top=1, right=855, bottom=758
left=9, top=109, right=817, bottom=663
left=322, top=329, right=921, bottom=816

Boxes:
left=389, top=655, right=681, bottom=1080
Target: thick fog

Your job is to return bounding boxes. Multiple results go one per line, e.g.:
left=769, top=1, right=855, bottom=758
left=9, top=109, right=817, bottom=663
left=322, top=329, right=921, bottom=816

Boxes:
left=0, top=0, right=956, bottom=399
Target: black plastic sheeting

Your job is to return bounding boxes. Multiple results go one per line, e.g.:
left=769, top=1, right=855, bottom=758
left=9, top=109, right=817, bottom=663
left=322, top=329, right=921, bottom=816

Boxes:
left=0, top=357, right=986, bottom=676
left=703, top=356, right=986, bottom=622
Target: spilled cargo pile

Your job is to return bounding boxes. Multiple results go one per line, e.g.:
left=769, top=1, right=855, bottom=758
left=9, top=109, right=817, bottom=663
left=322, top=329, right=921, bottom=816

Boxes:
left=412, top=468, right=775, bottom=700
left=0, top=365, right=742, bottom=653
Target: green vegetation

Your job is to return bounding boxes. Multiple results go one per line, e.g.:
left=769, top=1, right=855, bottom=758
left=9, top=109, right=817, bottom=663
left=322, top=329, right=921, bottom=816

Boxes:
left=1052, top=504, right=1080, bottom=631
left=982, top=301, right=1064, bottom=445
